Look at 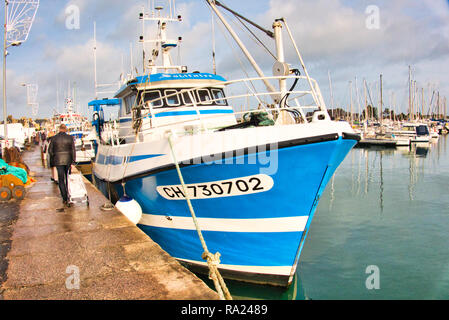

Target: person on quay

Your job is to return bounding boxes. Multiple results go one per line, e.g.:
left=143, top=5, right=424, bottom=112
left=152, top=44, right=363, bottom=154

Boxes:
left=48, top=124, right=76, bottom=209
left=45, top=132, right=58, bottom=182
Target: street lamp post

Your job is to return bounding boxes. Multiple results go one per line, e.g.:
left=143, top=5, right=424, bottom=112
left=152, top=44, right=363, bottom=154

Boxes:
left=2, top=0, right=39, bottom=147
left=2, top=0, right=22, bottom=145
left=3, top=0, right=7, bottom=143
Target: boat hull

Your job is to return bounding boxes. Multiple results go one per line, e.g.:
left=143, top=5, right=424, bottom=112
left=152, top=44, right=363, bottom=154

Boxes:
left=95, top=134, right=357, bottom=286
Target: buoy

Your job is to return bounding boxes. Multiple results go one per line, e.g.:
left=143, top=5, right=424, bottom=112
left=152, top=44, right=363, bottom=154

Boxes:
left=115, top=195, right=142, bottom=225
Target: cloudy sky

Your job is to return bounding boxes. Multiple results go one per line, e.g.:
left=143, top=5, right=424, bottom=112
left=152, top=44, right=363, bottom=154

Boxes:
left=1, top=0, right=448, bottom=119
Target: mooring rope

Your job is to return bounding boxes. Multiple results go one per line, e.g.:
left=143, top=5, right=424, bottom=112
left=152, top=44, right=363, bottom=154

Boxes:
left=167, top=133, right=232, bottom=300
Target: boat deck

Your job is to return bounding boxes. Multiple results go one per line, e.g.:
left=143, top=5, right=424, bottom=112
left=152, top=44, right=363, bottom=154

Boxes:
left=356, top=138, right=397, bottom=148
left=0, top=146, right=218, bottom=300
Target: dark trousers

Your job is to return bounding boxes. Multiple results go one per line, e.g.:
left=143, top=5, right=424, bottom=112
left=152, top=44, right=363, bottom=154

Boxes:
left=56, top=165, right=70, bottom=202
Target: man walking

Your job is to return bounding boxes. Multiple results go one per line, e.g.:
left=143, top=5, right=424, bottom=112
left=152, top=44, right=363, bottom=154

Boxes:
left=48, top=124, right=76, bottom=209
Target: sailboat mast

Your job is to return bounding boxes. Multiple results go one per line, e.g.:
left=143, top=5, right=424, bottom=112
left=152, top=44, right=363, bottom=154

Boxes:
left=437, top=91, right=440, bottom=119
left=328, top=70, right=334, bottom=118
left=349, top=80, right=353, bottom=125
left=355, top=77, right=361, bottom=123
left=444, top=97, right=447, bottom=120
left=414, top=81, right=418, bottom=120
left=408, top=66, right=411, bottom=121
left=421, top=87, right=424, bottom=120
left=363, top=78, right=368, bottom=131
left=364, top=79, right=368, bottom=124
left=379, top=74, right=383, bottom=126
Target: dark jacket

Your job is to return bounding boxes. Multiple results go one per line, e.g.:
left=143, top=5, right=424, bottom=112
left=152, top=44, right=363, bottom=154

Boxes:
left=48, top=132, right=76, bottom=166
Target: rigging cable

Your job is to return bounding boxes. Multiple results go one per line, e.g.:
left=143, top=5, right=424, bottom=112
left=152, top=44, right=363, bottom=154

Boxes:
left=212, top=7, right=267, bottom=107
left=233, top=14, right=277, bottom=61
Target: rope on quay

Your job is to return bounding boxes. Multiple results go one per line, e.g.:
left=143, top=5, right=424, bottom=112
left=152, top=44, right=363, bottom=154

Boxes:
left=167, top=133, right=233, bottom=300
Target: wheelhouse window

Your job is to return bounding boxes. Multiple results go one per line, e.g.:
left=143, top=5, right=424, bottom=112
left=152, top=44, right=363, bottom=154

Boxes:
left=136, top=88, right=226, bottom=108
left=197, top=89, right=212, bottom=104
left=181, top=91, right=194, bottom=105
left=211, top=89, right=227, bottom=105
left=164, top=89, right=181, bottom=106
left=124, top=94, right=137, bottom=114
left=142, top=90, right=163, bottom=108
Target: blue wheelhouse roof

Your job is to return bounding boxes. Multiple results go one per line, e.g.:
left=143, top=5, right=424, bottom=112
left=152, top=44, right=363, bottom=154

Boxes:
left=130, top=73, right=227, bottom=84
left=115, top=72, right=227, bottom=98
left=115, top=73, right=226, bottom=96
left=88, top=98, right=121, bottom=107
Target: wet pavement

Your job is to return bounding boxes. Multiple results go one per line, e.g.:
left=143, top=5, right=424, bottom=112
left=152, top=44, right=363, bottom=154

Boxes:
left=0, top=201, right=20, bottom=299
left=0, top=147, right=218, bottom=300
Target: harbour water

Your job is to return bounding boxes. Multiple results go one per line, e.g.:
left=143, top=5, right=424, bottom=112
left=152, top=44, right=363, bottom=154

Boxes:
left=200, top=135, right=449, bottom=299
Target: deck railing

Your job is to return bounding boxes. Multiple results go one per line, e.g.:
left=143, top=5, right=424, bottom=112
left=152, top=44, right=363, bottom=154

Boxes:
left=101, top=75, right=330, bottom=144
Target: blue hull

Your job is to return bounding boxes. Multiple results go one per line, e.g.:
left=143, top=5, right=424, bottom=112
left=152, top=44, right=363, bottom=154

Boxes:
left=97, top=136, right=356, bottom=286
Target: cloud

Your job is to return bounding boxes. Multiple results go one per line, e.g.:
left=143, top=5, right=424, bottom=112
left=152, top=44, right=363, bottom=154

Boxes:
left=2, top=0, right=449, bottom=118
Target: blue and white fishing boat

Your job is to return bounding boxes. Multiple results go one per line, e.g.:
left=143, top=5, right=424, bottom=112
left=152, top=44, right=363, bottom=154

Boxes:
left=51, top=97, right=96, bottom=165
left=92, top=0, right=359, bottom=287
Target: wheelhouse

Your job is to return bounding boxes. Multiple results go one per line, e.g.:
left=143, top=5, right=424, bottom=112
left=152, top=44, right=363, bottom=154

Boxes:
left=114, top=72, right=237, bottom=143
left=122, top=87, right=228, bottom=110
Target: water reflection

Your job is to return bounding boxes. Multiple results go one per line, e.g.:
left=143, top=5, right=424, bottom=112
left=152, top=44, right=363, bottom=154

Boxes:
left=197, top=273, right=308, bottom=300
left=329, top=140, right=441, bottom=210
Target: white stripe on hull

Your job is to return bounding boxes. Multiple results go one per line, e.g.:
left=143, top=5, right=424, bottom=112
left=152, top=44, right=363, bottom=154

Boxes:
left=177, top=258, right=292, bottom=276
left=139, top=213, right=308, bottom=233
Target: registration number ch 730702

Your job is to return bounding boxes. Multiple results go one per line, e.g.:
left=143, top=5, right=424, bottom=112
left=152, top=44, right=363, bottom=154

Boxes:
left=156, top=174, right=274, bottom=200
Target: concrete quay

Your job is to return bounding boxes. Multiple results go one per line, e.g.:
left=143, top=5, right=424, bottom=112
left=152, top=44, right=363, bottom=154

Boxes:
left=0, top=147, right=218, bottom=300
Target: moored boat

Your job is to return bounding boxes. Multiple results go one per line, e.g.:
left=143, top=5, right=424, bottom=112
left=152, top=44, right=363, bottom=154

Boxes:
left=390, top=122, right=431, bottom=144
left=91, top=0, right=358, bottom=287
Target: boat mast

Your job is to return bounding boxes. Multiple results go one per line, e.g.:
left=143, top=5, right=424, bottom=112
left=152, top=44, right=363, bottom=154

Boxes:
left=408, top=65, right=411, bottom=121
left=139, top=1, right=184, bottom=74
left=421, top=87, right=424, bottom=121
left=392, top=92, right=396, bottom=122
left=437, top=91, right=440, bottom=119
left=355, top=77, right=362, bottom=123
left=379, top=74, right=383, bottom=126
left=211, top=13, right=216, bottom=75
left=93, top=21, right=98, bottom=99
left=328, top=70, right=334, bottom=118
left=141, top=5, right=145, bottom=74
left=273, top=20, right=287, bottom=104
left=349, top=80, right=353, bottom=125
left=364, top=79, right=368, bottom=129
left=413, top=80, right=419, bottom=120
